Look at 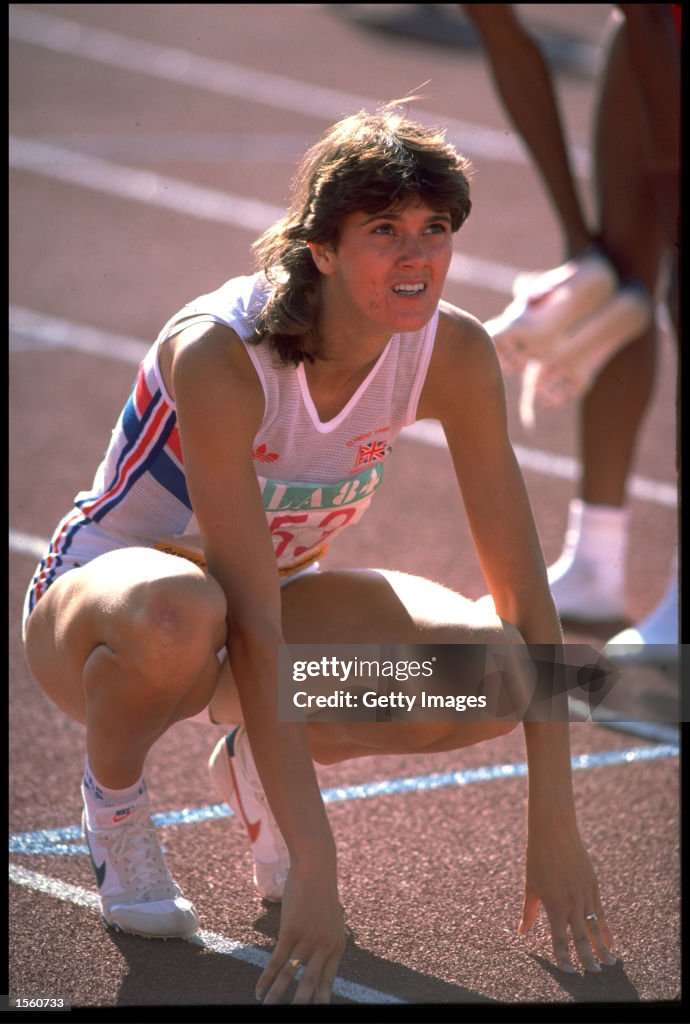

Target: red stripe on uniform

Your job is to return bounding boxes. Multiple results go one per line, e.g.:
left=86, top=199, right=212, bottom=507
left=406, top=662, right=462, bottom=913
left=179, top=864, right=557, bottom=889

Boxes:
left=166, top=424, right=183, bottom=463
left=133, top=365, right=153, bottom=418
left=79, top=399, right=170, bottom=517
left=31, top=507, right=88, bottom=602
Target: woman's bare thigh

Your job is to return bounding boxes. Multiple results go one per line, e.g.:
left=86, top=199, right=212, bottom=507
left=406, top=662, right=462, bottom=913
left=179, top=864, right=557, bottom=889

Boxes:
left=280, top=567, right=509, bottom=644
left=209, top=567, right=514, bottom=727
left=24, top=547, right=227, bottom=723
left=223, top=567, right=525, bottom=753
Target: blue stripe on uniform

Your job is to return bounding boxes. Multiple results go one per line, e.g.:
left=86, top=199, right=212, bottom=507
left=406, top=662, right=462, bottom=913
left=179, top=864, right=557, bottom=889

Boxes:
left=75, top=384, right=165, bottom=518
left=148, top=447, right=192, bottom=509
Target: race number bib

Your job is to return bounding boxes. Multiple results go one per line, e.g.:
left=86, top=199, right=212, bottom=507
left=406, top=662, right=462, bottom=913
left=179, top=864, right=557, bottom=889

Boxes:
left=259, top=463, right=384, bottom=569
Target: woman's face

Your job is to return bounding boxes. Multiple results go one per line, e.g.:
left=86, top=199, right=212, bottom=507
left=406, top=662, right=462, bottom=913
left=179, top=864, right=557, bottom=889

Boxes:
left=311, top=196, right=454, bottom=342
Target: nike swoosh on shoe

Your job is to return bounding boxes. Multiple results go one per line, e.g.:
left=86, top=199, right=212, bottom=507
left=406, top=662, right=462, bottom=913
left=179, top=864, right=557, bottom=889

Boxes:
left=228, top=758, right=262, bottom=844
left=84, top=831, right=107, bottom=888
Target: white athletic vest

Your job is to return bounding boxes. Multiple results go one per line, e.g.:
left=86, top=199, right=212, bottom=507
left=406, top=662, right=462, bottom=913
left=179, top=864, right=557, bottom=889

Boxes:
left=162, top=274, right=439, bottom=572
left=35, top=273, right=439, bottom=593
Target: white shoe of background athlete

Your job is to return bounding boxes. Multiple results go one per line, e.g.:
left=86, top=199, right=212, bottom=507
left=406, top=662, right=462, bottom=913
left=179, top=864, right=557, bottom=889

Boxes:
left=603, top=571, right=679, bottom=665
left=209, top=726, right=290, bottom=902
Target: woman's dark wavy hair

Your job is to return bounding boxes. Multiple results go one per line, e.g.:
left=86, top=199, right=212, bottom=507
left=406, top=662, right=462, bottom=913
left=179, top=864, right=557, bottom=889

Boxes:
left=250, top=100, right=473, bottom=364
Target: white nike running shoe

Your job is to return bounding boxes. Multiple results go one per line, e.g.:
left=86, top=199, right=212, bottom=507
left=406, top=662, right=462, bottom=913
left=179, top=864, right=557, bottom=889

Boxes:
left=209, top=726, right=290, bottom=902
left=82, top=804, right=199, bottom=939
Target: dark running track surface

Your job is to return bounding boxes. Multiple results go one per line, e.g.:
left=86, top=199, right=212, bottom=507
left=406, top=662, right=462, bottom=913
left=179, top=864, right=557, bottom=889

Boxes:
left=9, top=4, right=680, bottom=1016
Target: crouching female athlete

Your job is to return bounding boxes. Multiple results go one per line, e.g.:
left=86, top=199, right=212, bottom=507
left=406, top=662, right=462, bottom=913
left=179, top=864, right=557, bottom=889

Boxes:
left=23, top=101, right=615, bottom=1004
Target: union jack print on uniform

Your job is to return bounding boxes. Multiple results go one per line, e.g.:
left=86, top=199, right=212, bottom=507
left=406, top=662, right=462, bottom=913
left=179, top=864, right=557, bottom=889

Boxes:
left=353, top=440, right=389, bottom=470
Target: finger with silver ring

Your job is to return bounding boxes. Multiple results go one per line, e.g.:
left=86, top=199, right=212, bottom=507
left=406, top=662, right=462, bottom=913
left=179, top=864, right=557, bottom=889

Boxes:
left=288, top=958, right=302, bottom=973
left=584, top=912, right=616, bottom=966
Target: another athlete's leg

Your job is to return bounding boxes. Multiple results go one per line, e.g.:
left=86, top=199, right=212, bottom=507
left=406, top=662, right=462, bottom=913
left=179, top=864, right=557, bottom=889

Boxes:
left=591, top=12, right=679, bottom=656
left=580, top=16, right=664, bottom=507
left=548, top=17, right=669, bottom=621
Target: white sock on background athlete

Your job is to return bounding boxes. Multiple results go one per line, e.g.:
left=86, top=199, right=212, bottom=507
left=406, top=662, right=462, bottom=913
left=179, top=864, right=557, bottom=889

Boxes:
left=547, top=499, right=628, bottom=620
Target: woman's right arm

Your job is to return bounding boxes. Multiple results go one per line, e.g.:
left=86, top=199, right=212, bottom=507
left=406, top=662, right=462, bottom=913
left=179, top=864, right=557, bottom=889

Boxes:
left=168, top=323, right=346, bottom=1003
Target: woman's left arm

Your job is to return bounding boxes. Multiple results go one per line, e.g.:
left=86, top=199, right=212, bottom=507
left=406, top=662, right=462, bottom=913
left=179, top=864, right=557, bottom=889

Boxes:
left=417, top=305, right=560, bottom=643
left=418, top=306, right=615, bottom=971
left=520, top=721, right=614, bottom=971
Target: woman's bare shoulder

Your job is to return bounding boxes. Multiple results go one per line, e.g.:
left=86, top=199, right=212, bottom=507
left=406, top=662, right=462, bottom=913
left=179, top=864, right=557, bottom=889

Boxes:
left=417, top=301, right=504, bottom=422
left=434, top=301, right=501, bottom=378
left=161, top=320, right=264, bottom=405
left=437, top=299, right=491, bottom=342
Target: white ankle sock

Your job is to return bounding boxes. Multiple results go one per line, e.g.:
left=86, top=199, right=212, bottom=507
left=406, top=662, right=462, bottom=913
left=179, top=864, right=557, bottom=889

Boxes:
left=82, top=757, right=148, bottom=828
left=548, top=499, right=629, bottom=619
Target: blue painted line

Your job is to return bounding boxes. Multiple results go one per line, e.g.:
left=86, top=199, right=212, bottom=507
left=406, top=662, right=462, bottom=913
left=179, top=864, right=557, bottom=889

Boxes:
left=9, top=744, right=678, bottom=857
left=8, top=803, right=231, bottom=856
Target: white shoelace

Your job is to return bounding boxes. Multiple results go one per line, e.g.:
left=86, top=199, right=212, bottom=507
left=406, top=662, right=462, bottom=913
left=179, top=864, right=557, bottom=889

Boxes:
left=99, top=809, right=177, bottom=901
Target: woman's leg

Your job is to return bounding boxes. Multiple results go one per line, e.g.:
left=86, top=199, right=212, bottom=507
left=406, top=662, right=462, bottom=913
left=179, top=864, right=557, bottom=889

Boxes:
left=210, top=567, right=529, bottom=762
left=207, top=566, right=530, bottom=902
left=23, top=547, right=228, bottom=938
left=25, top=547, right=228, bottom=787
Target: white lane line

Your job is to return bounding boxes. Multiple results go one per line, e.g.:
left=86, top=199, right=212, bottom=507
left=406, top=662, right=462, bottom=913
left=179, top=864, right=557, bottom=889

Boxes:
left=21, top=131, right=314, bottom=163
left=8, top=865, right=405, bottom=1004
left=8, top=136, right=518, bottom=295
left=7, top=5, right=590, bottom=176
left=9, top=306, right=150, bottom=363
left=9, top=308, right=678, bottom=510
left=404, top=420, right=678, bottom=509
left=8, top=529, right=48, bottom=561
left=10, top=865, right=101, bottom=912
left=9, top=135, right=283, bottom=236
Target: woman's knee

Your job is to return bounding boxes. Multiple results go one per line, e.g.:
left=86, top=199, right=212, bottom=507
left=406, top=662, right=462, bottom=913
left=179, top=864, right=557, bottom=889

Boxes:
left=108, top=569, right=227, bottom=685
